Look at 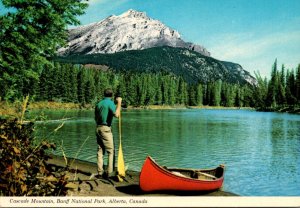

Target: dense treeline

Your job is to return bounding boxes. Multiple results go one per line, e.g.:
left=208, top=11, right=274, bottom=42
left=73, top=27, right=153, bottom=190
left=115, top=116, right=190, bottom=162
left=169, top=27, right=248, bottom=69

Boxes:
left=253, top=60, right=300, bottom=111
left=33, top=62, right=254, bottom=108
left=2, top=59, right=299, bottom=111
left=34, top=60, right=300, bottom=111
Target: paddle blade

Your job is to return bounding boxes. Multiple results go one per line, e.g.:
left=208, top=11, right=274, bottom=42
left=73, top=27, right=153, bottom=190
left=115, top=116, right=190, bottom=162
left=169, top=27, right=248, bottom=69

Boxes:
left=117, top=142, right=125, bottom=178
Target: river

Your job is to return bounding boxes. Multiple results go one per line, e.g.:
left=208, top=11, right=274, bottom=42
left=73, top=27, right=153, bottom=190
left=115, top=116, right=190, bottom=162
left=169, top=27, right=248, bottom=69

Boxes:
left=33, top=109, right=300, bottom=196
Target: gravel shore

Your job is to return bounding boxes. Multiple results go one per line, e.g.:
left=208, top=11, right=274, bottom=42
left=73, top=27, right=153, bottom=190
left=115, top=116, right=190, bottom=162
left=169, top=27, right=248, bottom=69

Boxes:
left=47, top=155, right=238, bottom=197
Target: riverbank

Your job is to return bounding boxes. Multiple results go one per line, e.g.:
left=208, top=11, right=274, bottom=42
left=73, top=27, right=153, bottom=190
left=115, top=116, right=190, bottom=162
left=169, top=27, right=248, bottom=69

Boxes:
left=28, top=101, right=298, bottom=113
left=0, top=101, right=255, bottom=117
left=47, top=155, right=237, bottom=197
left=1, top=100, right=300, bottom=119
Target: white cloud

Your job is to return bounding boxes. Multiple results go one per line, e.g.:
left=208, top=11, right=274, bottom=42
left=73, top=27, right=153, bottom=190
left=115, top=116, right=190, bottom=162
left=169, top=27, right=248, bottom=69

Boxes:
left=207, top=30, right=300, bottom=78
left=210, top=31, right=300, bottom=60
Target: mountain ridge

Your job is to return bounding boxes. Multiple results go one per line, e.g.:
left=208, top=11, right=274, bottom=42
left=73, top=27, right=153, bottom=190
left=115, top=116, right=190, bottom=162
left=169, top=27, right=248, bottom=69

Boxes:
left=56, top=46, right=256, bottom=85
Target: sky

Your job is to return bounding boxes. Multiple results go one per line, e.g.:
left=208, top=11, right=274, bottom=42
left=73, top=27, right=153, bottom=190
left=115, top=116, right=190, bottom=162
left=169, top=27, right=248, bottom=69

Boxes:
left=1, top=0, right=300, bottom=78
left=79, top=0, right=300, bottom=78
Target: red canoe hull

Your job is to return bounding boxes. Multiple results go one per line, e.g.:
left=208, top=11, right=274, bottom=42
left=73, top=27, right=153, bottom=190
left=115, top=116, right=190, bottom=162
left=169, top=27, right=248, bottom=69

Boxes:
left=139, top=156, right=224, bottom=192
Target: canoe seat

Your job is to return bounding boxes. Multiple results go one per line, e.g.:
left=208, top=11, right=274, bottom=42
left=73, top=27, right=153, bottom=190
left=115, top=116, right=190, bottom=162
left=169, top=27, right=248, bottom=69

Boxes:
left=171, top=171, right=189, bottom=178
left=196, top=171, right=217, bottom=180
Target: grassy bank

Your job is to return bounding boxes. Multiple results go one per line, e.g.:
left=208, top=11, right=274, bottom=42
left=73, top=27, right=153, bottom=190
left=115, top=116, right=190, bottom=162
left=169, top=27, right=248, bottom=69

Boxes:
left=0, top=101, right=83, bottom=118
left=29, top=101, right=81, bottom=109
left=1, top=101, right=256, bottom=117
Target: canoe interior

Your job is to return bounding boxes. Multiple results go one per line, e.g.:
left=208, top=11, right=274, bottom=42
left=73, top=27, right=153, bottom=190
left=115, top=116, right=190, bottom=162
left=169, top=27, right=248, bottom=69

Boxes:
left=164, top=166, right=224, bottom=181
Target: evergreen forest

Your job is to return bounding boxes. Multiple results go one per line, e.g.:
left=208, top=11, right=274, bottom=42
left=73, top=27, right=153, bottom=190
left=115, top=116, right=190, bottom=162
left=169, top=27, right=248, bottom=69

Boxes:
left=30, top=60, right=300, bottom=111
left=36, top=62, right=253, bottom=107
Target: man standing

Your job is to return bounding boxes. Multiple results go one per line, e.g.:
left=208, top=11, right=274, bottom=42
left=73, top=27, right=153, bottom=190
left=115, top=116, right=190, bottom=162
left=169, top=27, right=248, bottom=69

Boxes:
left=95, top=88, right=122, bottom=178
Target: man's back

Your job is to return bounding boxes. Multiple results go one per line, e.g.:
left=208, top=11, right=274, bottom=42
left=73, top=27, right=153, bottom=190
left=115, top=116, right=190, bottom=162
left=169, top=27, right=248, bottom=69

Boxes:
left=95, top=98, right=116, bottom=126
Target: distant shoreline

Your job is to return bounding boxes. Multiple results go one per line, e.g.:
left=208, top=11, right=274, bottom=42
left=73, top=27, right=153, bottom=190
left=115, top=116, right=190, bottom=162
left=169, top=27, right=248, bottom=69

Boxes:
left=27, top=101, right=254, bottom=111
left=1, top=101, right=299, bottom=118
left=20, top=101, right=255, bottom=110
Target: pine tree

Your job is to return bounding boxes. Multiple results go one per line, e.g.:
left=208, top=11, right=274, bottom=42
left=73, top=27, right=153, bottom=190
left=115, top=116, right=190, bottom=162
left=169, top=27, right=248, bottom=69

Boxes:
left=54, top=62, right=65, bottom=101
left=195, top=84, right=203, bottom=106
left=286, top=69, right=297, bottom=105
left=266, top=59, right=278, bottom=107
left=38, top=64, right=51, bottom=101
left=154, top=75, right=163, bottom=105
left=135, top=76, right=144, bottom=106
left=209, top=80, right=222, bottom=106
left=46, top=63, right=58, bottom=101
left=188, top=85, right=197, bottom=106
left=84, top=79, right=96, bottom=104
left=296, top=64, right=300, bottom=103
left=145, top=74, right=156, bottom=105
left=115, top=75, right=127, bottom=103
left=253, top=71, right=268, bottom=109
left=243, top=85, right=255, bottom=107
left=203, top=84, right=209, bottom=106
left=77, top=67, right=86, bottom=105
left=161, top=78, right=169, bottom=105
left=69, top=65, right=79, bottom=103
left=277, top=64, right=286, bottom=106
left=96, top=70, right=110, bottom=101
left=168, top=76, right=176, bottom=105
left=130, top=74, right=140, bottom=106
left=226, top=84, right=236, bottom=107
left=177, top=77, right=188, bottom=105
left=64, top=65, right=72, bottom=101
left=235, top=86, right=242, bottom=107
left=221, top=82, right=235, bottom=107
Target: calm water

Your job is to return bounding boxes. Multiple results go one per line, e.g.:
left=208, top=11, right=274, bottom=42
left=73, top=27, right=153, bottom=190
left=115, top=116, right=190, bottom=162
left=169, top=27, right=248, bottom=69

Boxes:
left=34, top=109, right=300, bottom=196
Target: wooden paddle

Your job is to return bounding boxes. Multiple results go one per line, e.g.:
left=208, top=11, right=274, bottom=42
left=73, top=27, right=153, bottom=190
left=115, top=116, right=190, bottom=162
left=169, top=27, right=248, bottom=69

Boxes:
left=117, top=112, right=125, bottom=181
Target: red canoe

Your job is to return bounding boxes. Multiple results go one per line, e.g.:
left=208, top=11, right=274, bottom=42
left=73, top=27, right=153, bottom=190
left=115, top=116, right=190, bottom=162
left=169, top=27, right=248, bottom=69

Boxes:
left=139, top=156, right=225, bottom=192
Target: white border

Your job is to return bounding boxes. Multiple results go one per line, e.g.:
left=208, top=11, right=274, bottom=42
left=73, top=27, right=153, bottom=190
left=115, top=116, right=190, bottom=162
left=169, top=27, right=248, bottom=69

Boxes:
left=1, top=196, right=300, bottom=207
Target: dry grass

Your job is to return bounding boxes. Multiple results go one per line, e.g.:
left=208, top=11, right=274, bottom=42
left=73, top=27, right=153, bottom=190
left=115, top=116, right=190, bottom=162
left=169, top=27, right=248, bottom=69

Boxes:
left=127, top=104, right=187, bottom=110
left=188, top=105, right=254, bottom=110
left=0, top=101, right=23, bottom=118
left=127, top=105, right=254, bottom=110
left=29, top=101, right=81, bottom=110
left=0, top=101, right=82, bottom=118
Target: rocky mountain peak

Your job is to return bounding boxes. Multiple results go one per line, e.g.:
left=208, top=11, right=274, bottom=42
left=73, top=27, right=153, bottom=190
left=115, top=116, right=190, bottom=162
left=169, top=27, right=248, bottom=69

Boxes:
left=57, top=9, right=210, bottom=56
left=119, top=9, right=149, bottom=19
